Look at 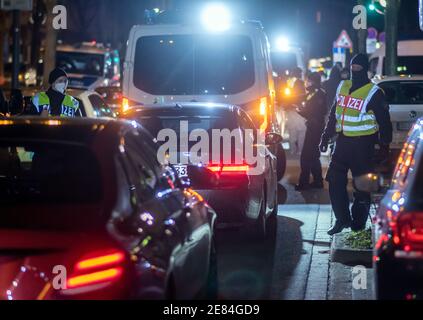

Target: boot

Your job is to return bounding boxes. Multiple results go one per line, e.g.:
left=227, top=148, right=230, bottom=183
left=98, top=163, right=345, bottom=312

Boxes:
left=327, top=220, right=352, bottom=236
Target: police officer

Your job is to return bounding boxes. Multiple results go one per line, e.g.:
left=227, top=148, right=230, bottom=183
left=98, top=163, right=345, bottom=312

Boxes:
left=296, top=72, right=327, bottom=190
left=31, top=68, right=81, bottom=117
left=320, top=54, right=392, bottom=235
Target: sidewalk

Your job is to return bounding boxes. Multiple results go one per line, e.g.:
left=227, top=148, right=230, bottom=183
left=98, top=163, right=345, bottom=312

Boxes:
left=271, top=204, right=374, bottom=300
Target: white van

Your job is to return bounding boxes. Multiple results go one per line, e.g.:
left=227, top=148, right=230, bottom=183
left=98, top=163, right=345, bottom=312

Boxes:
left=123, top=21, right=287, bottom=179
left=369, top=40, right=423, bottom=77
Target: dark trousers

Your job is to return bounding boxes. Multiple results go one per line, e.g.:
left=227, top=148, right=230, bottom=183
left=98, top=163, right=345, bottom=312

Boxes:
left=326, top=134, right=376, bottom=229
left=299, top=124, right=324, bottom=185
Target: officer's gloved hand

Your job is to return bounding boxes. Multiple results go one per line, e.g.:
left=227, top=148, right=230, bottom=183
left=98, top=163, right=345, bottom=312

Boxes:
left=319, top=138, right=329, bottom=153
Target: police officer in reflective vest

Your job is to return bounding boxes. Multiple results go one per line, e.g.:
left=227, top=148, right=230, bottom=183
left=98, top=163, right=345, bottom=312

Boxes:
left=31, top=68, right=81, bottom=117
left=320, top=54, right=392, bottom=235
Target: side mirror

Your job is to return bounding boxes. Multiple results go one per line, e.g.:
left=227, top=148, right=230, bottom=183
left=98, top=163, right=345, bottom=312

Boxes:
left=265, top=132, right=283, bottom=145
left=353, top=173, right=383, bottom=193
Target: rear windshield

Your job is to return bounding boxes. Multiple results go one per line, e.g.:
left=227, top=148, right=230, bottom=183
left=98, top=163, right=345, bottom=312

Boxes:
left=133, top=35, right=255, bottom=95
left=378, top=81, right=423, bottom=105
left=137, top=114, right=237, bottom=140
left=57, top=51, right=105, bottom=77
left=0, top=142, right=103, bottom=205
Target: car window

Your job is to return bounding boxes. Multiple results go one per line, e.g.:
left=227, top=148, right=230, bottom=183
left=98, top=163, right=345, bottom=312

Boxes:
left=133, top=35, right=255, bottom=95
left=0, top=142, right=102, bottom=205
left=383, top=57, right=423, bottom=75
left=379, top=81, right=423, bottom=105
left=89, top=94, right=114, bottom=117
left=57, top=51, right=105, bottom=77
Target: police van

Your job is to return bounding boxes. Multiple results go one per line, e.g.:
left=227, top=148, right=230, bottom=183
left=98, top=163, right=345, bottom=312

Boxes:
left=56, top=42, right=121, bottom=90
left=122, top=7, right=287, bottom=179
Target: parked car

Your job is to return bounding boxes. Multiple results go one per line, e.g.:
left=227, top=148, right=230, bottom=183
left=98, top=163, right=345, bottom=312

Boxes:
left=374, top=76, right=423, bottom=170
left=123, top=102, right=280, bottom=242
left=0, top=117, right=217, bottom=300
left=354, top=117, right=423, bottom=300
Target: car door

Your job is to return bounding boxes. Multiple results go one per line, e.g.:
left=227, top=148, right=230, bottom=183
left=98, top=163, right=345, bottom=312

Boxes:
left=127, top=129, right=212, bottom=299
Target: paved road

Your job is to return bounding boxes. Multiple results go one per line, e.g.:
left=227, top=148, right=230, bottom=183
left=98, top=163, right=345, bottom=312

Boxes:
left=215, top=156, right=374, bottom=300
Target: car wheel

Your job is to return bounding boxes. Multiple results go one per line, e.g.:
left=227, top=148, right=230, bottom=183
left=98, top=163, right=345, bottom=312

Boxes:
left=206, top=239, right=219, bottom=300
left=276, top=143, right=286, bottom=182
left=265, top=193, right=278, bottom=244
left=251, top=193, right=267, bottom=241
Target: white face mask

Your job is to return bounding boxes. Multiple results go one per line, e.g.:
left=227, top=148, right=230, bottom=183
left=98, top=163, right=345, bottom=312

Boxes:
left=53, top=81, right=67, bottom=94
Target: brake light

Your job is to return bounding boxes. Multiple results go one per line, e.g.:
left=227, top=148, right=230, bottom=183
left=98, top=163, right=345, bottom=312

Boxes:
left=75, top=252, right=125, bottom=271
left=393, top=213, right=423, bottom=250
left=65, top=250, right=126, bottom=291
left=207, top=164, right=250, bottom=174
left=122, top=98, right=130, bottom=113
left=67, top=268, right=123, bottom=289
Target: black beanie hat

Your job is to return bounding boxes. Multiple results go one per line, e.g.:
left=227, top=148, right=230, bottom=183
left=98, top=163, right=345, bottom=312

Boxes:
left=350, top=54, right=369, bottom=72
left=48, top=68, right=68, bottom=84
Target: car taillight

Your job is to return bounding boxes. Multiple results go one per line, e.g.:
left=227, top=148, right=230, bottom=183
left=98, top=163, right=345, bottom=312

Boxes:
left=207, top=164, right=250, bottom=175
left=122, top=97, right=137, bottom=113
left=66, top=250, right=126, bottom=290
left=393, top=213, right=423, bottom=250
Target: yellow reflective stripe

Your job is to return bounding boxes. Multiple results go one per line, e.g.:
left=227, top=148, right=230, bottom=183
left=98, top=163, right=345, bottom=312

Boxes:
left=341, top=114, right=376, bottom=123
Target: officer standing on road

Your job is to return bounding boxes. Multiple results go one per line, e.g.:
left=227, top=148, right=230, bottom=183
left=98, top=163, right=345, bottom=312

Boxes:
left=320, top=54, right=392, bottom=236
left=30, top=68, right=81, bottom=117
left=296, top=72, right=327, bottom=191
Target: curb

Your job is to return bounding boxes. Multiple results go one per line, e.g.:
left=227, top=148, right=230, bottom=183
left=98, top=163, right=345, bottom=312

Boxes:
left=331, top=232, right=372, bottom=268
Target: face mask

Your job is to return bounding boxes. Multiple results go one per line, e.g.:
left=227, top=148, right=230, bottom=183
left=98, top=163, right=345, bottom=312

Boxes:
left=53, top=81, right=67, bottom=94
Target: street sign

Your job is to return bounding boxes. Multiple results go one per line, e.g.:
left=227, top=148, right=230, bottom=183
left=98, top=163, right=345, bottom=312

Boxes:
left=0, top=0, right=33, bottom=11
left=335, top=30, right=353, bottom=49
left=333, top=46, right=346, bottom=67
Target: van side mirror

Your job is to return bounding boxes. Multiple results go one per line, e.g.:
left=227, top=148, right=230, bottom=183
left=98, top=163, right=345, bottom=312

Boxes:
left=265, top=132, right=283, bottom=145
left=353, top=173, right=383, bottom=193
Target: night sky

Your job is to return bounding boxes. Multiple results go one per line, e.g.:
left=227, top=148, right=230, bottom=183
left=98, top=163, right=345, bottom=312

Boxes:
left=59, top=0, right=422, bottom=58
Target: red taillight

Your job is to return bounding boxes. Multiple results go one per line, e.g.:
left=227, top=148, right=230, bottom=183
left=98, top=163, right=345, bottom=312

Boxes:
left=393, top=213, right=423, bottom=250
left=207, top=164, right=250, bottom=175
left=65, top=250, right=126, bottom=290
left=67, top=268, right=123, bottom=289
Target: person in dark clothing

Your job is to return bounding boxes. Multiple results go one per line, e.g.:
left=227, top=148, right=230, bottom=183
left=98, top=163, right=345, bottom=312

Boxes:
left=29, top=68, right=81, bottom=117
left=320, top=54, right=392, bottom=235
left=295, top=72, right=327, bottom=191
left=323, top=65, right=342, bottom=113
left=340, top=67, right=350, bottom=81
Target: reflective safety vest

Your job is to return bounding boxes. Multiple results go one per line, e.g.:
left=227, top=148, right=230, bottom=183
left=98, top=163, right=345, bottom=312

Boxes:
left=335, top=80, right=379, bottom=137
left=31, top=92, right=79, bottom=117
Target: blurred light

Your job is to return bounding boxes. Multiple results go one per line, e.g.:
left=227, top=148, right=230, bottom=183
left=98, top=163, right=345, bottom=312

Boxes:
left=379, top=0, right=387, bottom=8
left=284, top=87, right=292, bottom=96
left=369, top=3, right=376, bottom=11
left=153, top=7, right=160, bottom=14
left=201, top=3, right=231, bottom=32
left=276, top=36, right=290, bottom=52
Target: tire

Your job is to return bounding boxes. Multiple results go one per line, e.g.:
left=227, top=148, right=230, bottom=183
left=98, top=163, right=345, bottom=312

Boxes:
left=206, top=239, right=219, bottom=300
left=265, top=193, right=278, bottom=244
left=276, top=143, right=286, bottom=182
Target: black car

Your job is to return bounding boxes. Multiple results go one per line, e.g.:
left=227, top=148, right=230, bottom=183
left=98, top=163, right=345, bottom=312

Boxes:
left=0, top=117, right=217, bottom=300
left=355, top=118, right=423, bottom=300
left=123, top=103, right=281, bottom=242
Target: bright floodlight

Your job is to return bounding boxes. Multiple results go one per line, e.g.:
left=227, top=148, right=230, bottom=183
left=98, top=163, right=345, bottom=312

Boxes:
left=276, top=37, right=290, bottom=52
left=201, top=3, right=231, bottom=32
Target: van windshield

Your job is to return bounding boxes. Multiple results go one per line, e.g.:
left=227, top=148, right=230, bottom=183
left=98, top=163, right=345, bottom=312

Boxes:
left=57, top=51, right=105, bottom=77
left=133, top=35, right=255, bottom=95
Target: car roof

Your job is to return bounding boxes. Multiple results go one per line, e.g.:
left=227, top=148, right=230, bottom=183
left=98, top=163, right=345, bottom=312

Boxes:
left=373, top=75, right=423, bottom=84
left=0, top=117, right=140, bottom=147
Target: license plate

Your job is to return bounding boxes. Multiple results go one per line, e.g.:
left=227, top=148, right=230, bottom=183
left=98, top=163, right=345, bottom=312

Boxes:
left=174, top=165, right=188, bottom=177
left=397, top=122, right=412, bottom=131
